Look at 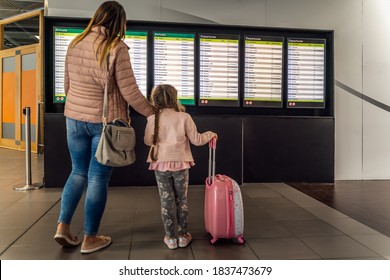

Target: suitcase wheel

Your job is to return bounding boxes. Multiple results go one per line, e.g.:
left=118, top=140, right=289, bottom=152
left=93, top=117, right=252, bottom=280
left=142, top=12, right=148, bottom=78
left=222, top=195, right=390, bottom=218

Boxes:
left=210, top=236, right=218, bottom=244
left=232, top=236, right=245, bottom=245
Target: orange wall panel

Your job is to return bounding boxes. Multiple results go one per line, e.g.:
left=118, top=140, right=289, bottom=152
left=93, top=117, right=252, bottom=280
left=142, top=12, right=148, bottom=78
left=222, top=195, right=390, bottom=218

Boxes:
left=21, top=69, right=37, bottom=124
left=2, top=72, right=16, bottom=123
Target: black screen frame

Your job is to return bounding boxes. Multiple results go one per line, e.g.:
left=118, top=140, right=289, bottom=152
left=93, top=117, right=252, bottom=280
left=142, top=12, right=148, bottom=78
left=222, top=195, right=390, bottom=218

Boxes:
left=44, top=16, right=334, bottom=117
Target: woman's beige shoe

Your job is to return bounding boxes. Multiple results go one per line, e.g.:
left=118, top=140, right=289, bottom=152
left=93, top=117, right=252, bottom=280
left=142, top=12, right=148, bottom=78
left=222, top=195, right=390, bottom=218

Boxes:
left=54, top=232, right=80, bottom=247
left=81, top=235, right=112, bottom=254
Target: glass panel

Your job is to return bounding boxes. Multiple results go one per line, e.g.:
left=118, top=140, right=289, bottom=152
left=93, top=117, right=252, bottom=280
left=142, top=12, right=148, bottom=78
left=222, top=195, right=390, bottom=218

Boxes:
left=3, top=15, right=40, bottom=49
left=2, top=57, right=16, bottom=139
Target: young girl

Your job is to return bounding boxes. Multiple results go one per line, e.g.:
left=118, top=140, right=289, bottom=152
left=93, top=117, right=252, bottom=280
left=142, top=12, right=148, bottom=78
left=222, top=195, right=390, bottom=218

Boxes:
left=144, top=84, right=217, bottom=249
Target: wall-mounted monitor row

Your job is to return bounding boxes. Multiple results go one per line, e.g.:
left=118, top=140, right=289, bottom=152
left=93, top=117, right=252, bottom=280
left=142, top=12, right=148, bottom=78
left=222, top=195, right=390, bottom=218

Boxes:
left=46, top=18, right=333, bottom=116
left=52, top=26, right=327, bottom=109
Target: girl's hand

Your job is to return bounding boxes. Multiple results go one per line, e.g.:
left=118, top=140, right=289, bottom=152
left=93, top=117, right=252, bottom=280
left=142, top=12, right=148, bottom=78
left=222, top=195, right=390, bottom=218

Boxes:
left=213, top=133, right=218, bottom=140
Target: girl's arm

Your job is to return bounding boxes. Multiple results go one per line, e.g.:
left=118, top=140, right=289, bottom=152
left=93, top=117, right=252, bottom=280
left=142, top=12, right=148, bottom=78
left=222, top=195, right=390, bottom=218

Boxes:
left=184, top=114, right=216, bottom=146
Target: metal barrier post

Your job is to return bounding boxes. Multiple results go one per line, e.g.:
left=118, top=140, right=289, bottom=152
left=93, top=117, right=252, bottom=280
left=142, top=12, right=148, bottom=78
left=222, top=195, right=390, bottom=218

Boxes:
left=37, top=102, right=44, bottom=154
left=14, top=107, right=43, bottom=191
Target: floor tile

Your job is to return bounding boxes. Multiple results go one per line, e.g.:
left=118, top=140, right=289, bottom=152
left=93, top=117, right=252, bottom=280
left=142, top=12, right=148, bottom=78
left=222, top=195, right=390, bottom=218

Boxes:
left=280, top=220, right=344, bottom=237
left=98, top=224, right=133, bottom=243
left=324, top=218, right=380, bottom=235
left=0, top=244, right=68, bottom=260
left=243, top=206, right=276, bottom=221
left=15, top=226, right=75, bottom=246
left=263, top=206, right=318, bottom=221
left=4, top=242, right=130, bottom=260
left=105, top=198, right=137, bottom=211
left=350, top=234, right=390, bottom=258
left=245, top=220, right=293, bottom=238
left=1, top=202, right=57, bottom=215
left=248, top=237, right=321, bottom=260
left=134, top=208, right=163, bottom=226
left=287, top=196, right=327, bottom=208
left=47, top=202, right=61, bottom=214
left=322, top=256, right=386, bottom=260
left=0, top=201, right=16, bottom=213
left=132, top=224, right=164, bottom=241
left=100, top=210, right=137, bottom=225
left=191, top=238, right=258, bottom=260
left=251, top=197, right=301, bottom=208
left=17, top=190, right=62, bottom=203
left=288, top=181, right=390, bottom=237
left=300, top=236, right=381, bottom=259
left=242, top=186, right=282, bottom=198
left=263, top=183, right=291, bottom=191
left=130, top=240, right=194, bottom=260
left=0, top=247, right=7, bottom=255
left=33, top=212, right=62, bottom=228
left=0, top=228, right=27, bottom=247
left=0, top=214, right=42, bottom=229
left=188, top=185, right=206, bottom=199
left=306, top=206, right=350, bottom=220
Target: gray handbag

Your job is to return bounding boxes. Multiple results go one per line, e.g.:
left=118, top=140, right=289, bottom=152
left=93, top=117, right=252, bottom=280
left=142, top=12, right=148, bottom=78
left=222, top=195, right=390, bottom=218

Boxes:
left=94, top=54, right=136, bottom=167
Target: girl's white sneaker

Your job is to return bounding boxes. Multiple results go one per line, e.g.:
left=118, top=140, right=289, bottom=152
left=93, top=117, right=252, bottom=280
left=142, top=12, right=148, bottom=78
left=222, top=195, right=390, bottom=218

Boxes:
left=178, top=233, right=192, bottom=248
left=164, top=236, right=177, bottom=249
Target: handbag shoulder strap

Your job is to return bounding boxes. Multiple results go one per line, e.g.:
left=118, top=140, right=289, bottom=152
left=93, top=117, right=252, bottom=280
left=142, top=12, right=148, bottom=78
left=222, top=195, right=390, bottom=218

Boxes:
left=102, top=53, right=110, bottom=125
left=102, top=53, right=131, bottom=126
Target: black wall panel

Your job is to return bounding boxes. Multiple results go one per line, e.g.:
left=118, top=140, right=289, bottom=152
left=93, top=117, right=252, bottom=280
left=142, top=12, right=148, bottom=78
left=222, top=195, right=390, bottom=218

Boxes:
left=243, top=117, right=334, bottom=183
left=44, top=114, right=334, bottom=187
left=44, top=114, right=69, bottom=188
left=190, top=116, right=242, bottom=185
left=44, top=114, right=243, bottom=187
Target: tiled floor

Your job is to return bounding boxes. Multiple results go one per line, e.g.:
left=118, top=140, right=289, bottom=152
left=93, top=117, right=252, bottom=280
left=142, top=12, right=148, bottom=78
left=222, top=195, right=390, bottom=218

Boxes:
left=289, top=181, right=390, bottom=237
left=0, top=148, right=389, bottom=260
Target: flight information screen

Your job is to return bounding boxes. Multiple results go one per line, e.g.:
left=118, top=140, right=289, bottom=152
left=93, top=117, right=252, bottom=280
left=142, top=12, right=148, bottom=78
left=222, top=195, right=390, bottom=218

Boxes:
left=244, top=36, right=283, bottom=108
left=53, top=27, right=148, bottom=103
left=53, top=27, right=83, bottom=103
left=124, top=31, right=148, bottom=97
left=199, top=34, right=239, bottom=107
left=287, top=38, right=326, bottom=108
left=153, top=32, right=195, bottom=105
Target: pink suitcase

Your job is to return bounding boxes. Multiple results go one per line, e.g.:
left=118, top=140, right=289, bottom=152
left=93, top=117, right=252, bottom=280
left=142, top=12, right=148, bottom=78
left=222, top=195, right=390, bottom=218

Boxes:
left=204, top=138, right=244, bottom=244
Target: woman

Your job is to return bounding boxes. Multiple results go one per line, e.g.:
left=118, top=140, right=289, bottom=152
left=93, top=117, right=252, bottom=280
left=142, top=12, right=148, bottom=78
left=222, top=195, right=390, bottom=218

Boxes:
left=53, top=1, right=154, bottom=254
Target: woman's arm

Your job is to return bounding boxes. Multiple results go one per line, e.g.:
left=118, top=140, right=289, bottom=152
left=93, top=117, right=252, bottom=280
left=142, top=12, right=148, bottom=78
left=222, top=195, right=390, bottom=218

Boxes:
left=144, top=115, right=154, bottom=146
left=114, top=45, right=154, bottom=117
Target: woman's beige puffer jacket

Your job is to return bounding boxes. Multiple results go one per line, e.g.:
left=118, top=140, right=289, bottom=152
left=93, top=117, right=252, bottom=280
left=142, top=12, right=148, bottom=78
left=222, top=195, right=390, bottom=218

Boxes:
left=64, top=26, right=154, bottom=123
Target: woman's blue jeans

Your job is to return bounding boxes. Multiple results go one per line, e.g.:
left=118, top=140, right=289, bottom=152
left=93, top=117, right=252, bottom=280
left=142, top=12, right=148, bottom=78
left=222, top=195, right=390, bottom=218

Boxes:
left=58, top=118, right=113, bottom=236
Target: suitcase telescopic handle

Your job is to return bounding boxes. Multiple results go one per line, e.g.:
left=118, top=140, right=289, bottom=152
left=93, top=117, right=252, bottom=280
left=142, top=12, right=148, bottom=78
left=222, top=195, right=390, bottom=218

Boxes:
left=208, top=137, right=217, bottom=184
